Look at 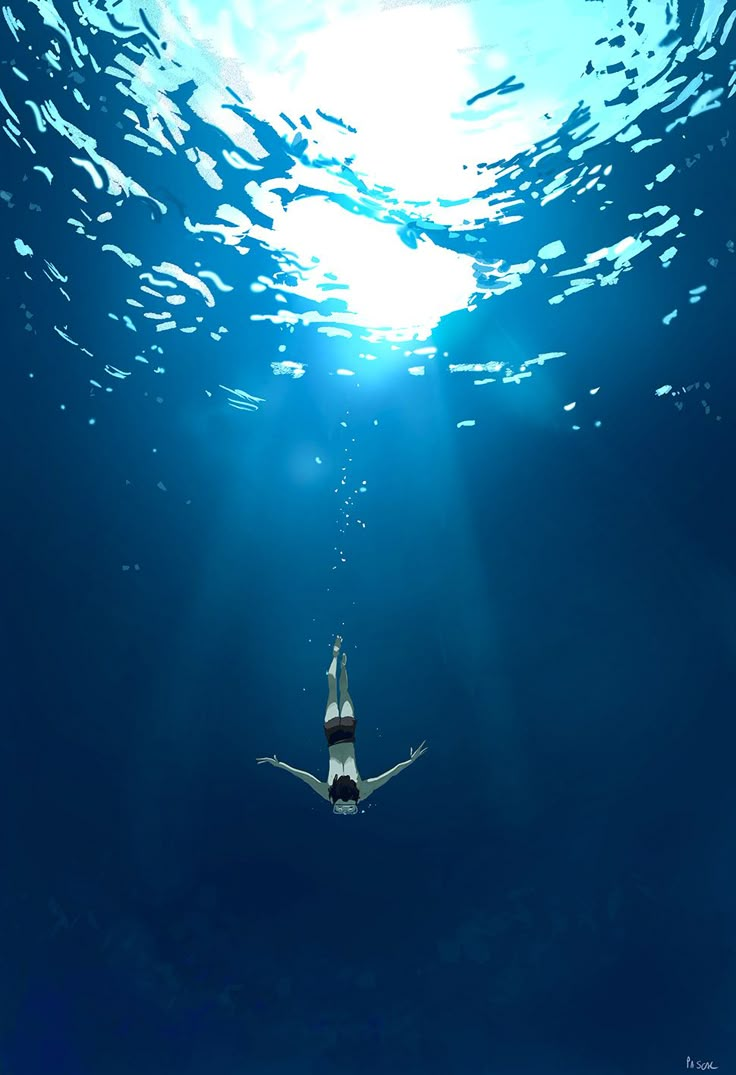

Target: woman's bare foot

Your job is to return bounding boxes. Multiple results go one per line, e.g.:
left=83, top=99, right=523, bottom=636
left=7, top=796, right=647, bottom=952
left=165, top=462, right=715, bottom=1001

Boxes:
left=333, top=635, right=343, bottom=656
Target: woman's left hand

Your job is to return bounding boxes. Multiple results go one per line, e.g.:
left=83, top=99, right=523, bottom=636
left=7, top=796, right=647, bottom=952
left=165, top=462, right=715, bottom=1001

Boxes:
left=409, top=741, right=428, bottom=763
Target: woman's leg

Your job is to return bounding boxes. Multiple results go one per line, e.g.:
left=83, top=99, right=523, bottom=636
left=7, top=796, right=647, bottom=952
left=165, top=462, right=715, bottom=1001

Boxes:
left=325, top=636, right=342, bottom=724
left=339, top=653, right=354, bottom=719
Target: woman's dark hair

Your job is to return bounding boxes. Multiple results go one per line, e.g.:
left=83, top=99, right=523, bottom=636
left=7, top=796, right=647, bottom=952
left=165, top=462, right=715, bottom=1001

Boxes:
left=329, top=775, right=360, bottom=803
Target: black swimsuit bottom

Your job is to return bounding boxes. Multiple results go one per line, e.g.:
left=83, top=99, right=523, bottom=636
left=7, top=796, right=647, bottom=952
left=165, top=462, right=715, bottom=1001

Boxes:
left=324, top=716, right=356, bottom=747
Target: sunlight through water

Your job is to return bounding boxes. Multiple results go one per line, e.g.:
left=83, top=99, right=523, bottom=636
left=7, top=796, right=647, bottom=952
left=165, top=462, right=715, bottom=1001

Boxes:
left=4, top=0, right=735, bottom=385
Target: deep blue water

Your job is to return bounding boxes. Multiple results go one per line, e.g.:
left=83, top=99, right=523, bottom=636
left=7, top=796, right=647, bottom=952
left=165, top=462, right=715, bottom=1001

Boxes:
left=2, top=1, right=736, bottom=1073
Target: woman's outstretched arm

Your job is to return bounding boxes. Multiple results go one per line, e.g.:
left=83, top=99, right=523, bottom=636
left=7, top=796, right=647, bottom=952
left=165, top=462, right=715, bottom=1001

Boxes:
left=256, top=756, right=330, bottom=800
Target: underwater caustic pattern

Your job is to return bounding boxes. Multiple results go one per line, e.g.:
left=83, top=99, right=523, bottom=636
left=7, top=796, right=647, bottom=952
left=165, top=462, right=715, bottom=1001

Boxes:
left=2, top=0, right=735, bottom=401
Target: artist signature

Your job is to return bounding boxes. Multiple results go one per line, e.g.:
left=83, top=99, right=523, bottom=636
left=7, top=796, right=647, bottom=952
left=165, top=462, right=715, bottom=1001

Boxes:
left=686, top=1059, right=718, bottom=1071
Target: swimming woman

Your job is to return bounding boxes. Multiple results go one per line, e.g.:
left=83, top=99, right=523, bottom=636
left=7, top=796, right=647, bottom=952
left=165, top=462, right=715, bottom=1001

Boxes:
left=257, top=636, right=427, bottom=815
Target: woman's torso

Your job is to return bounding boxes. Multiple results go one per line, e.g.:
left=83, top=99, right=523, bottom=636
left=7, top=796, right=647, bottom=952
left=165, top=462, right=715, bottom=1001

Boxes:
left=327, top=742, right=362, bottom=788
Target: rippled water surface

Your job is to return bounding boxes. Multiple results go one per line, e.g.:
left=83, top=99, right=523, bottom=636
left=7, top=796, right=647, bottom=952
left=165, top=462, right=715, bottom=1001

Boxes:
left=5, top=0, right=735, bottom=376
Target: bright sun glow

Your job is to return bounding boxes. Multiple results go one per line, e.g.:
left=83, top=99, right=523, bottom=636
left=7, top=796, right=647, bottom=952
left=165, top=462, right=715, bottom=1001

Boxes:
left=107, top=0, right=724, bottom=337
left=261, top=196, right=479, bottom=336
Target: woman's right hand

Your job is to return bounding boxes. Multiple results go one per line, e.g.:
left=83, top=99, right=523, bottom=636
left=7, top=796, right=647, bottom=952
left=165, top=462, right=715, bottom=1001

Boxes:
left=256, top=755, right=279, bottom=766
